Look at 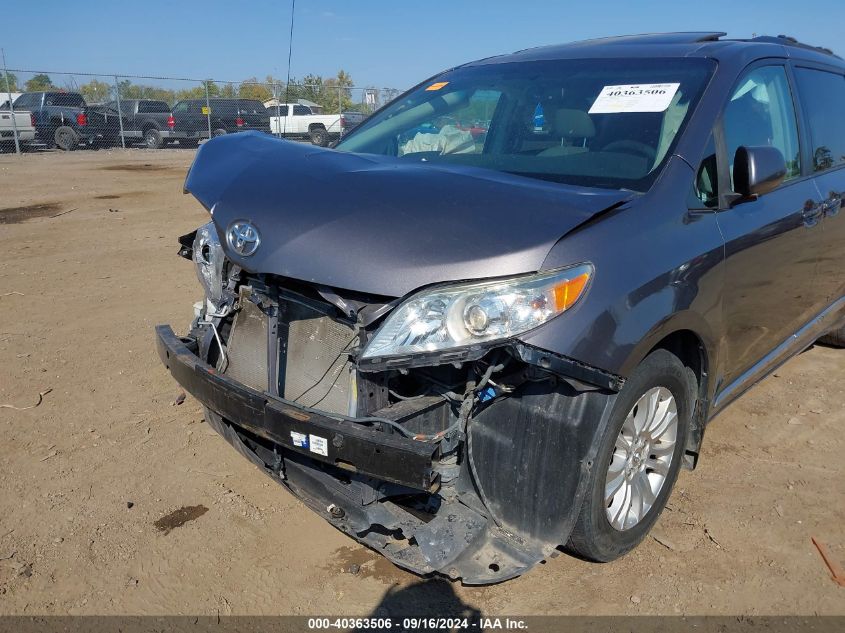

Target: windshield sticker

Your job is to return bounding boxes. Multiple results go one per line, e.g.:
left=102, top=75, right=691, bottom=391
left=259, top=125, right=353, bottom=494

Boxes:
left=589, top=83, right=680, bottom=114
left=425, top=81, right=449, bottom=91
left=309, top=434, right=328, bottom=457
left=533, top=103, right=545, bottom=132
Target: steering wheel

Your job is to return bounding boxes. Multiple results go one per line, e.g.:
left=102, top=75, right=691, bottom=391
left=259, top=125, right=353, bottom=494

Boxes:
left=602, top=140, right=657, bottom=163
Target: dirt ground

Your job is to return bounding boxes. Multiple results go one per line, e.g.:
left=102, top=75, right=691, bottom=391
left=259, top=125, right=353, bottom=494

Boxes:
left=0, top=149, right=843, bottom=617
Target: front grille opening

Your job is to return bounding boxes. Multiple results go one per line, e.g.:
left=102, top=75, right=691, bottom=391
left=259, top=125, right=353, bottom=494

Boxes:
left=279, top=298, right=357, bottom=416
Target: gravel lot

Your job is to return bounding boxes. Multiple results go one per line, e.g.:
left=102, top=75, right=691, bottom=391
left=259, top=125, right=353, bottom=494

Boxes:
left=0, top=149, right=843, bottom=616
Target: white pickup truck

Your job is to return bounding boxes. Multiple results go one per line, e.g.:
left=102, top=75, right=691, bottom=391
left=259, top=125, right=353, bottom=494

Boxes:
left=0, top=107, right=36, bottom=150
left=268, top=103, right=364, bottom=146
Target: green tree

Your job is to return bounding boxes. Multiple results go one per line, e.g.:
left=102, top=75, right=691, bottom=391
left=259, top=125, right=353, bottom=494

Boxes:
left=79, top=78, right=112, bottom=104
left=25, top=73, right=54, bottom=91
left=174, top=81, right=220, bottom=101
left=239, top=77, right=271, bottom=102
left=2, top=71, right=17, bottom=92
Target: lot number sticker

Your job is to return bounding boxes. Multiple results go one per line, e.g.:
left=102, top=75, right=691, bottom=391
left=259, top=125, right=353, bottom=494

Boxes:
left=589, top=83, right=680, bottom=114
left=309, top=434, right=328, bottom=457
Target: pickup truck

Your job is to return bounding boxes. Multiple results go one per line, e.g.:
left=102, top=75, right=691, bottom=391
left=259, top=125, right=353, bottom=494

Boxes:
left=9, top=91, right=121, bottom=150
left=171, top=98, right=271, bottom=144
left=0, top=109, right=36, bottom=150
left=101, top=99, right=185, bottom=149
left=267, top=103, right=364, bottom=146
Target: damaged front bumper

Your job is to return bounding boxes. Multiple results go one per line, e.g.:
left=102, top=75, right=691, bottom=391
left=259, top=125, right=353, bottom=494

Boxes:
left=156, top=294, right=620, bottom=584
left=157, top=325, right=619, bottom=584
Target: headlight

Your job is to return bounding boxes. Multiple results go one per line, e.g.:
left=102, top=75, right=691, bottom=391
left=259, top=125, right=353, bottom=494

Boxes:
left=192, top=222, right=225, bottom=307
left=361, top=264, right=593, bottom=359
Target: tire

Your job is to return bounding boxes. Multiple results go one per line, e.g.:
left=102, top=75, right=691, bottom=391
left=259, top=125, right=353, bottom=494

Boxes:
left=54, top=126, right=79, bottom=151
left=309, top=126, right=329, bottom=147
left=819, top=327, right=845, bottom=348
left=144, top=128, right=164, bottom=149
left=566, top=349, right=694, bottom=562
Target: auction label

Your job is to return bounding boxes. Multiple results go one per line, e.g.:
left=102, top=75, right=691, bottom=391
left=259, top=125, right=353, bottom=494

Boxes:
left=309, top=434, right=328, bottom=456
left=589, top=82, right=680, bottom=113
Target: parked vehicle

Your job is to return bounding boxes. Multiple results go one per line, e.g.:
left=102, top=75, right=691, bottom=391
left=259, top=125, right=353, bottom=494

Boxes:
left=171, top=98, right=270, bottom=144
left=101, top=99, right=184, bottom=149
left=156, top=33, right=845, bottom=584
left=267, top=103, right=363, bottom=145
left=9, top=91, right=121, bottom=150
left=0, top=109, right=36, bottom=151
left=0, top=93, right=23, bottom=109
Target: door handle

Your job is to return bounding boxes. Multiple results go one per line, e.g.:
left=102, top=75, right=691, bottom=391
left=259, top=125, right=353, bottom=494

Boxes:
left=824, top=193, right=842, bottom=217
left=802, top=200, right=824, bottom=227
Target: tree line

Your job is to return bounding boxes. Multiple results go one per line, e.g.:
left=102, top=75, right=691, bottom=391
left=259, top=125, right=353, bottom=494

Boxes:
left=3, top=71, right=398, bottom=113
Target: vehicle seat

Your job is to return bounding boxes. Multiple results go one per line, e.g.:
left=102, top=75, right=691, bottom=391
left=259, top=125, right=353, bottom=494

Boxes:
left=538, top=109, right=595, bottom=156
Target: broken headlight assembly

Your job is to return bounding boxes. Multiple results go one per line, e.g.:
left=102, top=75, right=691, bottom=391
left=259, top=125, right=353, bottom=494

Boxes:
left=192, top=222, right=226, bottom=308
left=362, top=264, right=593, bottom=359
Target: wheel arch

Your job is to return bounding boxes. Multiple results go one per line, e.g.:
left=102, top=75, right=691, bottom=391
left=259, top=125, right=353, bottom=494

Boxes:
left=619, top=316, right=715, bottom=469
left=308, top=122, right=327, bottom=132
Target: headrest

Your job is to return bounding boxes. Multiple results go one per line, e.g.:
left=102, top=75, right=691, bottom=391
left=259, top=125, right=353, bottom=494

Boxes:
left=554, top=109, right=595, bottom=138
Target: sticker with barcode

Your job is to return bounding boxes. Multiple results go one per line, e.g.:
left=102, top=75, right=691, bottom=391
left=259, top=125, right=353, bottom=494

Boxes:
left=589, top=83, right=680, bottom=114
left=309, top=434, right=328, bottom=457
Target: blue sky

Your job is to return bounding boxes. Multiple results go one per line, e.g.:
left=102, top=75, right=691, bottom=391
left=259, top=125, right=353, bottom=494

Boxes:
left=2, top=0, right=842, bottom=89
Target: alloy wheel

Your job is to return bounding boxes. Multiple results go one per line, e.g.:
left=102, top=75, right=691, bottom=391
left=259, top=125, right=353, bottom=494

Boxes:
left=605, top=386, right=678, bottom=531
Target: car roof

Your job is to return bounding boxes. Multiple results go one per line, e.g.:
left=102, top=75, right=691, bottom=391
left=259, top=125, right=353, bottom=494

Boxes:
left=467, top=32, right=844, bottom=69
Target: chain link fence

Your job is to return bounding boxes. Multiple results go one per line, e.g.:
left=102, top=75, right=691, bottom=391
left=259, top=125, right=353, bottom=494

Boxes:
left=1, top=68, right=403, bottom=154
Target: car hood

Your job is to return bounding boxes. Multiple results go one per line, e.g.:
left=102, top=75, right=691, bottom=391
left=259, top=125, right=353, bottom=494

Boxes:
left=184, top=132, right=633, bottom=297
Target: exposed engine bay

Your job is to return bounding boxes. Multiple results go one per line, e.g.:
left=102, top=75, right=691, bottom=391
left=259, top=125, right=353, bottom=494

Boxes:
left=156, top=225, right=623, bottom=584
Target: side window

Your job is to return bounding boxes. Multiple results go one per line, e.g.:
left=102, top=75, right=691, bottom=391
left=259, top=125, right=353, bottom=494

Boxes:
left=172, top=101, right=188, bottom=113
left=293, top=105, right=311, bottom=116
left=691, top=134, right=719, bottom=208
left=723, top=66, right=801, bottom=188
left=13, top=93, right=40, bottom=109
left=794, top=68, right=845, bottom=172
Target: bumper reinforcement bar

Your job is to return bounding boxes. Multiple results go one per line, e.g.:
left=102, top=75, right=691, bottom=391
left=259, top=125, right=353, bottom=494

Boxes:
left=155, top=325, right=439, bottom=491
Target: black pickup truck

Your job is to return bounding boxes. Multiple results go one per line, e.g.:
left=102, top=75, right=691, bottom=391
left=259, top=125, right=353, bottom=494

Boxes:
left=9, top=91, right=121, bottom=150
left=102, top=99, right=186, bottom=149
left=170, top=98, right=271, bottom=143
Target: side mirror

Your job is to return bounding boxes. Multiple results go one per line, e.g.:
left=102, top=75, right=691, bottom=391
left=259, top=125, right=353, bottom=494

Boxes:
left=733, top=145, right=787, bottom=199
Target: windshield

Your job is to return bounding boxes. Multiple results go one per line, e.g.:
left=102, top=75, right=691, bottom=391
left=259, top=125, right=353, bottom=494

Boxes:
left=336, top=58, right=715, bottom=191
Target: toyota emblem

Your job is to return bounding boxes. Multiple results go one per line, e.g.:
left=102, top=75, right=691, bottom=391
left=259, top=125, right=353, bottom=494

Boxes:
left=226, top=221, right=261, bottom=257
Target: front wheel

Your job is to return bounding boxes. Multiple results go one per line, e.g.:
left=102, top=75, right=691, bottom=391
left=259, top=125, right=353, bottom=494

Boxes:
left=819, top=326, right=845, bottom=348
left=309, top=127, right=328, bottom=146
left=54, top=126, right=79, bottom=151
left=566, top=349, right=694, bottom=562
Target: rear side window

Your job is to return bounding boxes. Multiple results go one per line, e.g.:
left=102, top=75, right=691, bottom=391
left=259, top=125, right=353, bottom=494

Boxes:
left=237, top=100, right=265, bottom=114
left=138, top=101, right=170, bottom=113
left=45, top=93, right=86, bottom=108
left=13, top=93, right=41, bottom=109
left=794, top=67, right=845, bottom=172
left=293, top=105, right=311, bottom=115
left=210, top=100, right=238, bottom=115
left=723, top=66, right=801, bottom=186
